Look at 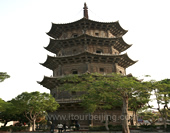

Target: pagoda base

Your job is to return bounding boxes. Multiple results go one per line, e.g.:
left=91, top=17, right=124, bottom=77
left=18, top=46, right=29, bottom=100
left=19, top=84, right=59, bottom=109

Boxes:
left=47, top=103, right=133, bottom=128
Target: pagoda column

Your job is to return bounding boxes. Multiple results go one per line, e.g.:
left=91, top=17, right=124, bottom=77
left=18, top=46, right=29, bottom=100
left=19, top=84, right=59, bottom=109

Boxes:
left=59, top=65, right=62, bottom=76
left=85, top=62, right=89, bottom=72
left=114, top=63, right=119, bottom=73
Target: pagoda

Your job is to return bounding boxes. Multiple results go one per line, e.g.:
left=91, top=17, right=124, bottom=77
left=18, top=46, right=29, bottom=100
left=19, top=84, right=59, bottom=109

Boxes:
left=38, top=3, right=136, bottom=128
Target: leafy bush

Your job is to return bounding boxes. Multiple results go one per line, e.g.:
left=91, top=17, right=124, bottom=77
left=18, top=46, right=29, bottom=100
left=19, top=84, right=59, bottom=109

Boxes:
left=109, top=125, right=122, bottom=131
left=129, top=125, right=139, bottom=130
left=0, top=126, right=28, bottom=131
left=139, top=124, right=157, bottom=129
left=89, top=126, right=106, bottom=131
left=11, top=126, right=28, bottom=131
left=89, top=125, right=122, bottom=131
left=159, top=125, right=170, bottom=131
left=139, top=124, right=158, bottom=132
left=0, top=126, right=11, bottom=131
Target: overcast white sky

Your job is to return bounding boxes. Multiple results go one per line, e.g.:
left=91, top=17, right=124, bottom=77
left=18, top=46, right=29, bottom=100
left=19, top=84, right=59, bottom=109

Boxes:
left=0, top=0, right=170, bottom=103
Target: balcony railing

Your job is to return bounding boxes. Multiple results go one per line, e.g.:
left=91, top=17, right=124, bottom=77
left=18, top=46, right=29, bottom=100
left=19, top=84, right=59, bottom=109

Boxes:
left=56, top=98, right=82, bottom=103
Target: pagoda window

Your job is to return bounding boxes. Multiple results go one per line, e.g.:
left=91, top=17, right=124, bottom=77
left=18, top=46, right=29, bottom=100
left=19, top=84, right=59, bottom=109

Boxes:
left=100, top=68, right=104, bottom=72
left=95, top=32, right=99, bottom=36
left=96, top=49, right=103, bottom=54
left=73, top=49, right=77, bottom=54
left=72, top=69, right=78, bottom=74
left=71, top=91, right=76, bottom=96
left=62, top=33, right=67, bottom=39
left=58, top=50, right=62, bottom=56
left=72, top=33, right=78, bottom=38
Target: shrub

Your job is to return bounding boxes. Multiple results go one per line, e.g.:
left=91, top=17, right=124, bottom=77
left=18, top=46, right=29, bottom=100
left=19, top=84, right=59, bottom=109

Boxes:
left=89, top=125, right=122, bottom=131
left=89, top=126, right=106, bottom=131
left=109, top=125, right=122, bottom=131
left=0, top=126, right=28, bottom=132
left=129, top=125, right=139, bottom=130
left=139, top=124, right=157, bottom=129
left=0, top=126, right=10, bottom=131
left=139, top=124, right=157, bottom=132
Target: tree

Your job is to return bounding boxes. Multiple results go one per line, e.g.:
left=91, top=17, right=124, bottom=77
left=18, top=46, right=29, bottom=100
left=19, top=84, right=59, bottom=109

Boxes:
left=0, top=99, right=19, bottom=127
left=0, top=72, right=10, bottom=119
left=0, top=72, right=10, bottom=82
left=148, top=79, right=170, bottom=130
left=128, top=91, right=150, bottom=126
left=0, top=101, right=17, bottom=126
left=0, top=98, right=8, bottom=112
left=0, top=100, right=30, bottom=127
left=138, top=110, right=160, bottom=125
left=11, top=91, right=59, bottom=131
left=77, top=76, right=122, bottom=130
left=60, top=73, right=151, bottom=133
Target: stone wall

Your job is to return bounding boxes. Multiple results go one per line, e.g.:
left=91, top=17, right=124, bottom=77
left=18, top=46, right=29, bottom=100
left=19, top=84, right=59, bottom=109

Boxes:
left=116, top=65, right=126, bottom=75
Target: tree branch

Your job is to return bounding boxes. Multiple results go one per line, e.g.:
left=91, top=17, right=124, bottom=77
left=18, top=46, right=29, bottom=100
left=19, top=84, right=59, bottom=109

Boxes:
left=25, top=111, right=32, bottom=122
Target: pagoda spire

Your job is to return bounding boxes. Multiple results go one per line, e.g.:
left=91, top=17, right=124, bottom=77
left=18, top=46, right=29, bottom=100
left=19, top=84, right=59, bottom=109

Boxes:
left=83, top=3, right=89, bottom=19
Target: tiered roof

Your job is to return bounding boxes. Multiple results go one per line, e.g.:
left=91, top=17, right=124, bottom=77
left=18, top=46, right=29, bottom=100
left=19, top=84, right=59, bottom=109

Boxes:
left=41, top=51, right=136, bottom=70
left=38, top=72, right=137, bottom=90
left=47, top=18, right=127, bottom=39
left=45, top=34, right=131, bottom=54
left=38, top=3, right=137, bottom=90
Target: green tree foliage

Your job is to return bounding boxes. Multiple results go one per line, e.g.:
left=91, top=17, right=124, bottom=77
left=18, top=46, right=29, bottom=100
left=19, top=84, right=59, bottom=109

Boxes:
left=11, top=91, right=59, bottom=131
left=59, top=73, right=151, bottom=133
left=0, top=98, right=7, bottom=112
left=0, top=72, right=10, bottom=121
left=158, top=79, right=170, bottom=110
left=149, top=79, right=170, bottom=129
left=138, top=111, right=160, bottom=125
left=0, top=72, right=10, bottom=82
left=129, top=90, right=150, bottom=126
left=0, top=101, right=15, bottom=126
left=0, top=100, right=15, bottom=127
left=0, top=100, right=30, bottom=127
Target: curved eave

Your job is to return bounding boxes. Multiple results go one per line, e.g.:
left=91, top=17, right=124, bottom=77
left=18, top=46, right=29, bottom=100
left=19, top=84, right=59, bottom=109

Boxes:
left=38, top=76, right=59, bottom=90
left=46, top=22, right=62, bottom=39
left=117, top=53, right=137, bottom=68
left=41, top=51, right=136, bottom=70
left=40, top=55, right=58, bottom=70
left=47, top=18, right=127, bottom=39
left=110, top=21, right=128, bottom=37
left=114, top=37, right=132, bottom=53
left=38, top=75, right=84, bottom=90
left=45, top=34, right=131, bottom=54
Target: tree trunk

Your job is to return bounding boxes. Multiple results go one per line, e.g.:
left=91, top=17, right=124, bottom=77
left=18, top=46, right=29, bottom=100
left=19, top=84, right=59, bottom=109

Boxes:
left=33, top=119, right=36, bottom=131
left=122, top=96, right=130, bottom=133
left=164, top=94, right=167, bottom=130
left=134, top=110, right=137, bottom=127
left=29, top=122, right=33, bottom=131
left=4, top=121, right=8, bottom=127
left=104, top=112, right=109, bottom=131
left=164, top=107, right=167, bottom=130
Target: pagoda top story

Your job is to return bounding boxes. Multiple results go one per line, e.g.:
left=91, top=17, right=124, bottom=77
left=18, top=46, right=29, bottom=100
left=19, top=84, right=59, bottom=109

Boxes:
left=47, top=3, right=127, bottom=39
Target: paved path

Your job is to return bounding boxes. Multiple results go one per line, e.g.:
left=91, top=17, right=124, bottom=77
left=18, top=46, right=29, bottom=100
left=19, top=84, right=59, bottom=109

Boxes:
left=9, top=131, right=168, bottom=133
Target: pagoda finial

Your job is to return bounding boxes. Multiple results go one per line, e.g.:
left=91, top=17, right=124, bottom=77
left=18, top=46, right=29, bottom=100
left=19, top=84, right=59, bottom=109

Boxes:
left=83, top=2, right=89, bottom=19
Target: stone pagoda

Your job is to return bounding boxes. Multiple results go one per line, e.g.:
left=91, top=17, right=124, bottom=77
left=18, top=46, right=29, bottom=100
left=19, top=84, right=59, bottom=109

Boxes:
left=38, top=3, right=136, bottom=128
